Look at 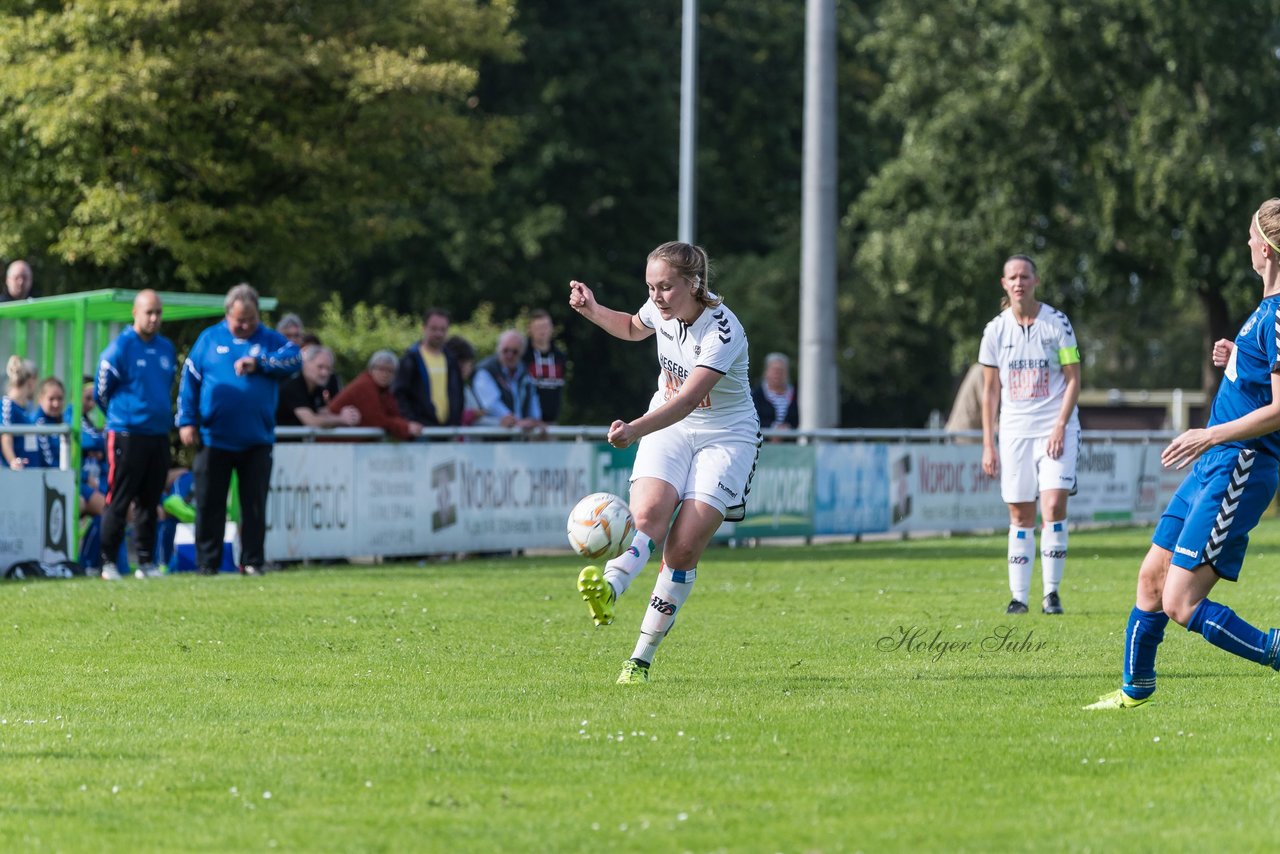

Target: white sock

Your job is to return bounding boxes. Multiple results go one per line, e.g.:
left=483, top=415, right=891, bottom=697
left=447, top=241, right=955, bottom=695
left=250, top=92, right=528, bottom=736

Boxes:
left=603, top=531, right=657, bottom=598
left=1008, top=526, right=1035, bottom=604
left=1041, top=520, right=1068, bottom=595
left=631, top=566, right=696, bottom=664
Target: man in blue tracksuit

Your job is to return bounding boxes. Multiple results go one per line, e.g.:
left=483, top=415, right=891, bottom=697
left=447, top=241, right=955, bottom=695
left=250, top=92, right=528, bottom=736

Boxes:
left=96, top=290, right=176, bottom=580
left=177, top=283, right=300, bottom=575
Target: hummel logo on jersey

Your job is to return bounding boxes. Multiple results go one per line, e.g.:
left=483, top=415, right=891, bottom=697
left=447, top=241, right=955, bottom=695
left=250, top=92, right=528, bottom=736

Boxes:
left=717, top=481, right=739, bottom=498
left=660, top=328, right=675, bottom=340
left=1175, top=545, right=1199, bottom=560
left=714, top=310, right=731, bottom=344
left=649, top=596, right=677, bottom=616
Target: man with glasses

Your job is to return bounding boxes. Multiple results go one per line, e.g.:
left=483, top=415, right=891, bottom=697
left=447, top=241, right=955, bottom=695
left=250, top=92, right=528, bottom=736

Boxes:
left=473, top=329, right=545, bottom=430
left=392, top=307, right=464, bottom=434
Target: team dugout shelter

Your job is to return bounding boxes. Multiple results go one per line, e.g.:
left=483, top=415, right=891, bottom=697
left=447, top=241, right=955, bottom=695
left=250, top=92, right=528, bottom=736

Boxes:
left=0, top=289, right=278, bottom=531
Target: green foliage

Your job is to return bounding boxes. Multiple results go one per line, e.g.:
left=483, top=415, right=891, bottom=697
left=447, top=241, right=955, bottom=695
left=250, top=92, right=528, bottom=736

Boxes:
left=852, top=0, right=1280, bottom=405
left=7, top=526, right=1280, bottom=847
left=309, top=295, right=422, bottom=380
left=0, top=0, right=520, bottom=300
left=309, top=295, right=508, bottom=380
left=10, top=0, right=1280, bottom=424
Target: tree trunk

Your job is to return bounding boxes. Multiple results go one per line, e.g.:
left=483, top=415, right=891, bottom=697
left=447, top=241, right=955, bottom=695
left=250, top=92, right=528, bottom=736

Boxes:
left=1198, top=284, right=1232, bottom=404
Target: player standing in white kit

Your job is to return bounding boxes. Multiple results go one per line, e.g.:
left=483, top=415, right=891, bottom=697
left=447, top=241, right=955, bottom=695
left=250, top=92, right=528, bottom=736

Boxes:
left=569, top=241, right=761, bottom=684
left=980, top=254, right=1082, bottom=615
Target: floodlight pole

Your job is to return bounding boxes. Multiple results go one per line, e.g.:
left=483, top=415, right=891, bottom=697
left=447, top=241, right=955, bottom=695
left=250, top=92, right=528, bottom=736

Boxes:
left=799, top=0, right=839, bottom=429
left=678, top=0, right=698, bottom=244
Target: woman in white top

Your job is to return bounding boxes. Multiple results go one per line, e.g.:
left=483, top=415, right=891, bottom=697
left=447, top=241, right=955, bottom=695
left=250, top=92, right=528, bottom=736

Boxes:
left=980, top=255, right=1081, bottom=616
left=569, top=241, right=760, bottom=684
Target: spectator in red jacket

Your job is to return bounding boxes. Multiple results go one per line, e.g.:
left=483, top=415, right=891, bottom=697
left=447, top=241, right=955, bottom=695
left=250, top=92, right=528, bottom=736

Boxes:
left=328, top=350, right=423, bottom=440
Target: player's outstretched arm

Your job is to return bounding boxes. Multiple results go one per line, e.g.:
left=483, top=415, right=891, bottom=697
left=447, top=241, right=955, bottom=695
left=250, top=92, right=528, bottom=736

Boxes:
left=1162, top=371, right=1280, bottom=469
left=569, top=280, right=652, bottom=342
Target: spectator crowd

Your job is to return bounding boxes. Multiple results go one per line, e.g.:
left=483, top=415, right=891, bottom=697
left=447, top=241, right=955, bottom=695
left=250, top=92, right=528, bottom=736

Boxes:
left=1, top=265, right=799, bottom=578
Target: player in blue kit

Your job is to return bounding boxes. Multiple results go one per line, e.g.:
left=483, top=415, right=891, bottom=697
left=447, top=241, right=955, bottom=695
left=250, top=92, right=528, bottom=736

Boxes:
left=97, top=290, right=176, bottom=580
left=1087, top=199, right=1280, bottom=709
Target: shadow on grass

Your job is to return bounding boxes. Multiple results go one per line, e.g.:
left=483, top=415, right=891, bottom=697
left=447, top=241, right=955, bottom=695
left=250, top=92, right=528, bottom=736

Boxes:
left=902, top=669, right=1275, bottom=683
left=719, top=542, right=1150, bottom=564
left=0, top=749, right=156, bottom=760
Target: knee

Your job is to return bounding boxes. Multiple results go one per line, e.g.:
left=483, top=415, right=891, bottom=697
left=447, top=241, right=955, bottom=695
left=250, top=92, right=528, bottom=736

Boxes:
left=632, top=513, right=668, bottom=546
left=1009, top=511, right=1035, bottom=529
left=1136, top=574, right=1162, bottom=607
left=1041, top=500, right=1067, bottom=523
left=662, top=539, right=698, bottom=571
left=1161, top=592, right=1199, bottom=627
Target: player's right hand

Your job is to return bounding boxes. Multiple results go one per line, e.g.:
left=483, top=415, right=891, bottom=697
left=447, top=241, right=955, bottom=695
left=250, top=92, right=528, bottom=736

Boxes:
left=569, top=280, right=596, bottom=315
left=981, top=445, right=999, bottom=478
left=607, top=419, right=637, bottom=449
left=1212, top=338, right=1234, bottom=367
left=179, top=425, right=199, bottom=447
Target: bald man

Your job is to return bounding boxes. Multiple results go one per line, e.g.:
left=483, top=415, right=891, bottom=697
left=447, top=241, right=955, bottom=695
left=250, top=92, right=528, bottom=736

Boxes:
left=95, top=290, right=176, bottom=580
left=1, top=260, right=33, bottom=301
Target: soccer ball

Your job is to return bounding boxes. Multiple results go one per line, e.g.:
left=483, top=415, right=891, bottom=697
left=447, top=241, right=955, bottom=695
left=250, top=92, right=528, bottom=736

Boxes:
left=566, top=492, right=635, bottom=561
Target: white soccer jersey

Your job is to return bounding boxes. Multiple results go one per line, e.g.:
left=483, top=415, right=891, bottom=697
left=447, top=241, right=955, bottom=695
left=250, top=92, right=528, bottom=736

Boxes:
left=636, top=297, right=758, bottom=430
left=978, top=302, right=1081, bottom=438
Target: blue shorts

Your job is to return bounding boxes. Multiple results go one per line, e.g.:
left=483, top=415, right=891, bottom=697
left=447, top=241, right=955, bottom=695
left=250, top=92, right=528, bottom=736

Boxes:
left=1153, top=446, right=1279, bottom=581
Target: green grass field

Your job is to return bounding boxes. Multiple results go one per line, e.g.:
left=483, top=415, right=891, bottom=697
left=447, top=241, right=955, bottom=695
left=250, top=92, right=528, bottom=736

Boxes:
left=6, top=521, right=1280, bottom=852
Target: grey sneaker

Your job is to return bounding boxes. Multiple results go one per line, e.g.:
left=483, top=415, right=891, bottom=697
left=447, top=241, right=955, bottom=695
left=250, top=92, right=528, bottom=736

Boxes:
left=100, top=563, right=122, bottom=581
left=240, top=565, right=263, bottom=576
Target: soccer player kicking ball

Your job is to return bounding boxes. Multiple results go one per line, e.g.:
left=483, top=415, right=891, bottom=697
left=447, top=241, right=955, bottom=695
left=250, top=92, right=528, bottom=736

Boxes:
left=568, top=242, right=761, bottom=684
left=1087, top=199, right=1280, bottom=710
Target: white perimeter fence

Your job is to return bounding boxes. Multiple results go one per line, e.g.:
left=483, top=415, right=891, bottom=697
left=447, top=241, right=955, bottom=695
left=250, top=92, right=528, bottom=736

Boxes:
left=0, top=425, right=1183, bottom=567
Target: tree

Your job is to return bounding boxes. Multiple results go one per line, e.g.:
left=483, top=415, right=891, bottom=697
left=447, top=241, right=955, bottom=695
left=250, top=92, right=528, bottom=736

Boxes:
left=851, top=0, right=1280, bottom=423
left=398, top=0, right=881, bottom=423
left=0, top=0, right=520, bottom=303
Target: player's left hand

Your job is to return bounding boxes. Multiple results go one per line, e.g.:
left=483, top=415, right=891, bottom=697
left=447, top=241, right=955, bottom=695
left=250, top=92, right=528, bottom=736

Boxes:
left=1046, top=424, right=1066, bottom=459
left=1161, top=428, right=1213, bottom=470
left=607, top=419, right=637, bottom=449
left=234, top=356, right=257, bottom=376
left=1212, top=338, right=1235, bottom=368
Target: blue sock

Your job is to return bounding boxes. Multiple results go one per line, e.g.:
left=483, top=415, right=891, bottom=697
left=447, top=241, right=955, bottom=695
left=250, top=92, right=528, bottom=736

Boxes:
left=1186, top=600, right=1280, bottom=668
left=1123, top=606, right=1169, bottom=700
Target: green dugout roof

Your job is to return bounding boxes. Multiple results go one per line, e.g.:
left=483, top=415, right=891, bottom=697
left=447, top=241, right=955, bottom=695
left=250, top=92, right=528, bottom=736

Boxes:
left=0, top=288, right=277, bottom=321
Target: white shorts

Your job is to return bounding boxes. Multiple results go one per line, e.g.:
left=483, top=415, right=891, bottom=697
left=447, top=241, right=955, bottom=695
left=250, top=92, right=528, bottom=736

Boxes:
left=630, top=421, right=761, bottom=518
left=999, top=428, right=1080, bottom=504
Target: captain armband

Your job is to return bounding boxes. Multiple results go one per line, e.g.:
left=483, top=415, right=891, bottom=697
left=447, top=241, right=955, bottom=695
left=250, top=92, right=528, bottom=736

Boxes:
left=1057, top=346, right=1081, bottom=366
